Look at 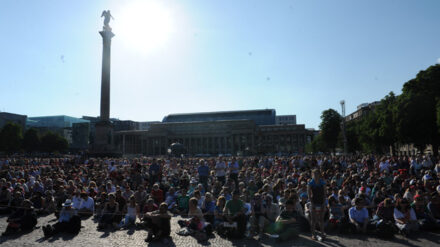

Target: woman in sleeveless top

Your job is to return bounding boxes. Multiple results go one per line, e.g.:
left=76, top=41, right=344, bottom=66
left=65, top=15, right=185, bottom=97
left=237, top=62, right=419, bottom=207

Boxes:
left=121, top=196, right=140, bottom=228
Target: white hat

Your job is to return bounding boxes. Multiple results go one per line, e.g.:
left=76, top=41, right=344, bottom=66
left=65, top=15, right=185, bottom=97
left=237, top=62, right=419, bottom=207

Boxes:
left=62, top=199, right=72, bottom=207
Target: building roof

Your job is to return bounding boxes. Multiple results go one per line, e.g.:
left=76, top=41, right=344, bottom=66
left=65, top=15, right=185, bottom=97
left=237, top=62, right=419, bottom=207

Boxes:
left=165, top=109, right=275, bottom=117
left=162, top=109, right=276, bottom=125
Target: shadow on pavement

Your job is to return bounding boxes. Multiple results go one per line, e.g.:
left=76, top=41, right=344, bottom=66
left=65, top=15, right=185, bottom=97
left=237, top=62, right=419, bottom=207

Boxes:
left=146, top=237, right=176, bottom=247
left=0, top=228, right=35, bottom=244
left=46, top=232, right=79, bottom=242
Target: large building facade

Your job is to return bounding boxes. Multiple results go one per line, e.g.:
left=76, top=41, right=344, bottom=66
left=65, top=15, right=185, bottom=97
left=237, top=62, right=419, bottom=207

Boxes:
left=26, top=115, right=90, bottom=145
left=115, top=109, right=310, bottom=156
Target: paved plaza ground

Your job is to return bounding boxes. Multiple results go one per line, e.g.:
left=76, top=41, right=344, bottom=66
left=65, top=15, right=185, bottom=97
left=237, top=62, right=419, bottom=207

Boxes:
left=1, top=214, right=440, bottom=247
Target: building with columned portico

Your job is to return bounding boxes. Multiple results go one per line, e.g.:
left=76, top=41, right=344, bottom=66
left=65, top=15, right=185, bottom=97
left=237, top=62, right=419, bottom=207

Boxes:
left=114, top=109, right=312, bottom=156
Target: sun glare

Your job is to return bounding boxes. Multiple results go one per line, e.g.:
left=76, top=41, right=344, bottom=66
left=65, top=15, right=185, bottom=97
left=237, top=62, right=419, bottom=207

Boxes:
left=115, top=0, right=174, bottom=54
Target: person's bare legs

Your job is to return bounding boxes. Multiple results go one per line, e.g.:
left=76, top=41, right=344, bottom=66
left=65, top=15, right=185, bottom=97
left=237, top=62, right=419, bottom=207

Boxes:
left=310, top=209, right=317, bottom=239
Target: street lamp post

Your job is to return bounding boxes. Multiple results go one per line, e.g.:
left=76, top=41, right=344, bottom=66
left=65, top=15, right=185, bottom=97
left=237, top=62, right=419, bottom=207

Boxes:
left=340, top=100, right=348, bottom=155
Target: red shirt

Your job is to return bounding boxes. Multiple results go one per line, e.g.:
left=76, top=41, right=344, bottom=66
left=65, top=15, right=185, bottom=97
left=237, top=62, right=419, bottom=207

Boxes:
left=151, top=189, right=164, bottom=203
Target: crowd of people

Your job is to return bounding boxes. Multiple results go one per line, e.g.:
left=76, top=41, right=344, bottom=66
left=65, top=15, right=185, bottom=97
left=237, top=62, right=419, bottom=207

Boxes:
left=0, top=154, right=439, bottom=243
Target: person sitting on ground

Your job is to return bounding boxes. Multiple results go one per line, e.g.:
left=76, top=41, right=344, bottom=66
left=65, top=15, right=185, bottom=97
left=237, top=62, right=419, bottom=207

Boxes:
left=44, top=191, right=56, bottom=214
left=8, top=191, right=24, bottom=213
left=42, top=199, right=81, bottom=238
left=0, top=185, right=11, bottom=214
left=224, top=190, right=247, bottom=238
left=2, top=199, right=37, bottom=236
left=201, top=192, right=216, bottom=225
left=348, top=197, right=370, bottom=234
left=95, top=192, right=108, bottom=220
left=143, top=202, right=171, bottom=243
left=115, top=189, right=127, bottom=212
left=268, top=199, right=302, bottom=242
left=214, top=196, right=226, bottom=229
left=164, top=187, right=177, bottom=210
left=327, top=196, right=345, bottom=232
left=98, top=193, right=121, bottom=230
left=30, top=191, right=46, bottom=214
left=179, top=197, right=213, bottom=237
left=394, top=198, right=418, bottom=237
left=175, top=188, right=190, bottom=215
left=72, top=190, right=82, bottom=211
left=427, top=194, right=440, bottom=224
left=151, top=183, right=164, bottom=204
left=376, top=198, right=395, bottom=223
left=134, top=185, right=148, bottom=210
left=142, top=198, right=158, bottom=218
left=411, top=194, right=437, bottom=231
left=120, top=195, right=140, bottom=228
left=77, top=192, right=94, bottom=217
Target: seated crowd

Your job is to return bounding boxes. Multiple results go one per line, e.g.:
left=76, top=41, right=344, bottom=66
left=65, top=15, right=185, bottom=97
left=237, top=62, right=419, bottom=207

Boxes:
left=0, top=155, right=439, bottom=242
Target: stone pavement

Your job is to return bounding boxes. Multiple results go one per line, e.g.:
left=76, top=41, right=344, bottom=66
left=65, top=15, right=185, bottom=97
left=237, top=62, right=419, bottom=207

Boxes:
left=1, top=214, right=439, bottom=247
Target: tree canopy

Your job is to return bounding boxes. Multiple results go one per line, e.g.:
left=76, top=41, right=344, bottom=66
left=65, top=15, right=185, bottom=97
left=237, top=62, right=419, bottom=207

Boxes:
left=311, top=64, right=440, bottom=155
left=0, top=122, right=22, bottom=153
left=319, top=109, right=341, bottom=152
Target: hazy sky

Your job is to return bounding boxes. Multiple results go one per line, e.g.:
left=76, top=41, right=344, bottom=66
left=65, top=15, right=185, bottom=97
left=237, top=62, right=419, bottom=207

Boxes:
left=1, top=0, right=439, bottom=129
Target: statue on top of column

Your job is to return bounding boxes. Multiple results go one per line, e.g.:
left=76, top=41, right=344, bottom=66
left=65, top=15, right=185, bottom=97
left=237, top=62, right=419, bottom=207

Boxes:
left=101, top=10, right=114, bottom=31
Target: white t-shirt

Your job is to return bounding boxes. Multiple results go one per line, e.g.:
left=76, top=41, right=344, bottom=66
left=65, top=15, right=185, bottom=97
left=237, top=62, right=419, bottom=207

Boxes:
left=215, top=162, right=226, bottom=177
left=394, top=207, right=416, bottom=221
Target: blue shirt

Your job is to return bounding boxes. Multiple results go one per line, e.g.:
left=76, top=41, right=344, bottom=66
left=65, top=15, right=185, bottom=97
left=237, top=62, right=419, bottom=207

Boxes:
left=349, top=206, right=369, bottom=224
left=59, top=208, right=74, bottom=223
left=203, top=201, right=216, bottom=213
left=198, top=165, right=210, bottom=177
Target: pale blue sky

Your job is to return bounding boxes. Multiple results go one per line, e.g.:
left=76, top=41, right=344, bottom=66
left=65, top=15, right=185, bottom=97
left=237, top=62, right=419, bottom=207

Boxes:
left=0, top=0, right=439, bottom=129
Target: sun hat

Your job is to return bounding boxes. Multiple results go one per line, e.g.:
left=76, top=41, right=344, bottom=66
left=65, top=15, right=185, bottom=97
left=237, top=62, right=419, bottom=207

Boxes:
left=62, top=199, right=73, bottom=207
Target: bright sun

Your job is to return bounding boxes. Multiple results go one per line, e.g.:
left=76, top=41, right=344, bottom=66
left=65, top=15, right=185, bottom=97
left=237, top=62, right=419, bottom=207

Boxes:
left=115, top=0, right=174, bottom=54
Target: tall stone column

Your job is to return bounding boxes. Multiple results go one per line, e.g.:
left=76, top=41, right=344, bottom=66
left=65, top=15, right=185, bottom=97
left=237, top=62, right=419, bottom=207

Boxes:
left=99, top=30, right=114, bottom=121
left=92, top=25, right=117, bottom=156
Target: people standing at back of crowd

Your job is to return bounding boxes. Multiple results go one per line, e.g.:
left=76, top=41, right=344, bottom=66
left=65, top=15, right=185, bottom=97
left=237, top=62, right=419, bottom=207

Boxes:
left=198, top=159, right=210, bottom=190
left=149, top=159, right=161, bottom=186
left=228, top=158, right=239, bottom=189
left=215, top=158, right=226, bottom=186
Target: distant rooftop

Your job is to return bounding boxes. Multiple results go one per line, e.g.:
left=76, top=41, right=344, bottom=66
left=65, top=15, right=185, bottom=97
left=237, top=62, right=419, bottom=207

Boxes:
left=27, top=115, right=89, bottom=128
left=162, top=109, right=276, bottom=126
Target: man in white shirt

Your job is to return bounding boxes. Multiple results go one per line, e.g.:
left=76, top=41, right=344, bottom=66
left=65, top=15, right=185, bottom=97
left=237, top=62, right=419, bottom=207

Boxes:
left=78, top=192, right=94, bottom=216
left=72, top=191, right=82, bottom=210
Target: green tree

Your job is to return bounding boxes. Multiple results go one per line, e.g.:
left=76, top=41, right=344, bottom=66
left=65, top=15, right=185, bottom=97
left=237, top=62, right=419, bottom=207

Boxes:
left=0, top=122, right=23, bottom=153
left=306, top=134, right=327, bottom=153
left=40, top=132, right=68, bottom=153
left=319, top=109, right=341, bottom=153
left=357, top=113, right=379, bottom=153
left=395, top=65, right=440, bottom=155
left=23, top=128, right=41, bottom=153
left=371, top=92, right=398, bottom=154
left=345, top=121, right=361, bottom=153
